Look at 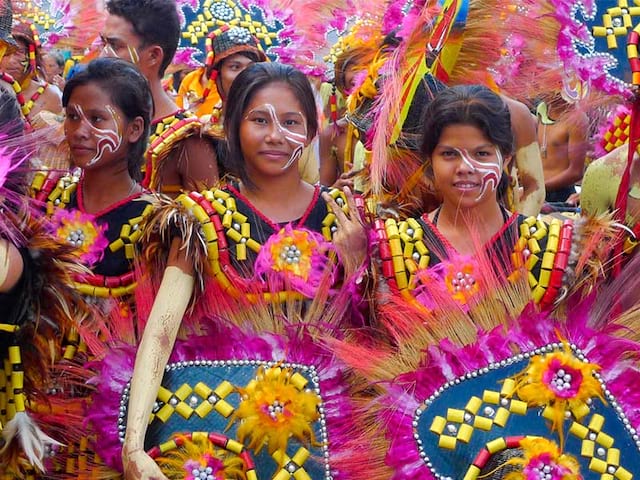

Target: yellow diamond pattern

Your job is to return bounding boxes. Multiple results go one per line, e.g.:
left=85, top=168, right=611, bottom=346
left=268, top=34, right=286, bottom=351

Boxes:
left=272, top=447, right=312, bottom=480
left=151, top=380, right=234, bottom=423
left=593, top=0, right=640, bottom=50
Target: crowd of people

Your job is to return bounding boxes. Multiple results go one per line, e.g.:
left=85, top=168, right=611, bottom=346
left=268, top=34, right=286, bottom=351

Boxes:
left=1, top=0, right=640, bottom=479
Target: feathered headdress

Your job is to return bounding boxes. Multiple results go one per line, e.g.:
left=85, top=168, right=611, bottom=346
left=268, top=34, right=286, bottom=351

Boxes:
left=12, top=0, right=103, bottom=53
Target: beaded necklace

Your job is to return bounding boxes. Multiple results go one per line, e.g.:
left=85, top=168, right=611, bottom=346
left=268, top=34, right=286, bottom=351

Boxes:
left=0, top=71, right=47, bottom=120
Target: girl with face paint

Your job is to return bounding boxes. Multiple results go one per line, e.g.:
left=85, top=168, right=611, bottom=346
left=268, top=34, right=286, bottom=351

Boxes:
left=22, top=57, right=160, bottom=478
left=118, top=63, right=370, bottom=480
left=376, top=84, right=607, bottom=313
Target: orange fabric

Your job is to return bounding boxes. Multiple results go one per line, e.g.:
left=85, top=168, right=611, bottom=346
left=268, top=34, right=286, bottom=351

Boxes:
left=176, top=68, right=222, bottom=118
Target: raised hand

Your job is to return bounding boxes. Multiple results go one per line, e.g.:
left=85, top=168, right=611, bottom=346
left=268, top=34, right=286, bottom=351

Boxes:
left=322, top=186, right=368, bottom=277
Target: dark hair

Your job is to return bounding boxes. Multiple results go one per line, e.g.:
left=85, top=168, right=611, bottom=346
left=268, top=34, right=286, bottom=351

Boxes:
left=223, top=62, right=318, bottom=187
left=213, top=50, right=262, bottom=72
left=334, top=46, right=371, bottom=95
left=420, top=84, right=513, bottom=201
left=0, top=85, right=24, bottom=137
left=105, top=0, right=180, bottom=77
left=62, top=57, right=153, bottom=180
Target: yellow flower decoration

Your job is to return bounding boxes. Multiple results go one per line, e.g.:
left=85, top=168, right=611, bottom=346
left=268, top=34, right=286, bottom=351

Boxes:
left=231, top=366, right=321, bottom=458
left=504, top=437, right=581, bottom=480
left=267, top=228, right=317, bottom=280
left=512, top=343, right=604, bottom=445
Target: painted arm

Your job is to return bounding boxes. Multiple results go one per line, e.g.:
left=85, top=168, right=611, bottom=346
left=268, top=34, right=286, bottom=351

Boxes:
left=122, top=240, right=195, bottom=480
left=580, top=147, right=626, bottom=216
left=544, top=114, right=588, bottom=191
left=506, top=97, right=546, bottom=217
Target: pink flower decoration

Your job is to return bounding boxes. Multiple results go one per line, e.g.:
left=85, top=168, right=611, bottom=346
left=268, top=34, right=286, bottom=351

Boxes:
left=254, top=225, right=337, bottom=297
left=51, top=208, right=109, bottom=267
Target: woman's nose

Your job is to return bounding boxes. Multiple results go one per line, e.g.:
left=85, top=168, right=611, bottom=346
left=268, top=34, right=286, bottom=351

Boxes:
left=453, top=149, right=478, bottom=172
left=265, top=123, right=285, bottom=143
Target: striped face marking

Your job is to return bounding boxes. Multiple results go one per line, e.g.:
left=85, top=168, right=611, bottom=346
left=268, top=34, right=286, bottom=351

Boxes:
left=70, top=104, right=123, bottom=166
left=455, top=147, right=503, bottom=200
left=245, top=103, right=308, bottom=170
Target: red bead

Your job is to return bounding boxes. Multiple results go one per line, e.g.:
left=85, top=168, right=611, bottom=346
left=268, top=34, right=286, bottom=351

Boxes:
left=473, top=449, right=491, bottom=468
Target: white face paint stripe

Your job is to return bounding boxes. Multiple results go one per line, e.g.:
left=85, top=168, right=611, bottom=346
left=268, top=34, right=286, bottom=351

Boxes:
left=455, top=147, right=503, bottom=201
left=246, top=103, right=308, bottom=171
left=72, top=104, right=123, bottom=166
left=127, top=45, right=139, bottom=64
left=101, top=43, right=140, bottom=65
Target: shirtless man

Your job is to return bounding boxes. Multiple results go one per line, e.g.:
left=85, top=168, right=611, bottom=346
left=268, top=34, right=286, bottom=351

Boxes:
left=101, top=0, right=219, bottom=194
left=536, top=96, right=588, bottom=203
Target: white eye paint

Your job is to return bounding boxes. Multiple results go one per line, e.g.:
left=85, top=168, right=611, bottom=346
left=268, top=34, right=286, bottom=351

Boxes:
left=71, top=104, right=123, bottom=166
left=246, top=103, right=308, bottom=171
left=455, top=147, right=503, bottom=201
left=102, top=43, right=140, bottom=64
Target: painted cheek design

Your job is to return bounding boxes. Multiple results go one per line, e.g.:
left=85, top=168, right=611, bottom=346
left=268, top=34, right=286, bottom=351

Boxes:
left=248, top=104, right=308, bottom=171
left=456, top=147, right=503, bottom=200
left=101, top=44, right=139, bottom=64
left=72, top=104, right=123, bottom=166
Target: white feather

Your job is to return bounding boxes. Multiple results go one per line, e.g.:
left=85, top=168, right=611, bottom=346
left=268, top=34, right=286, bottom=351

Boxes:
left=0, top=411, right=64, bottom=471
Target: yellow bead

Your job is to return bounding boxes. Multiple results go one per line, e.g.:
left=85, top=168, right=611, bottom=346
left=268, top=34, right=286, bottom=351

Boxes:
left=457, top=424, right=473, bottom=442
left=487, top=437, right=507, bottom=453
left=430, top=416, right=446, bottom=434
left=581, top=439, right=594, bottom=457
left=463, top=465, right=480, bottom=480
left=466, top=396, right=482, bottom=414
left=494, top=408, right=509, bottom=427
left=447, top=408, right=465, bottom=423
left=438, top=435, right=457, bottom=450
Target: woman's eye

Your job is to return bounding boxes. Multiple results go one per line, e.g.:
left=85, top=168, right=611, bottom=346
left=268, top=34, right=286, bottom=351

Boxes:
left=252, top=117, right=268, bottom=125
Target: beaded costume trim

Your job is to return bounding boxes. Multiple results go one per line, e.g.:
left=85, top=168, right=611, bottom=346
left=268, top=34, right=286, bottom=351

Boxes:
left=31, top=170, right=153, bottom=298
left=174, top=187, right=347, bottom=300
left=143, top=110, right=204, bottom=191
left=376, top=215, right=573, bottom=306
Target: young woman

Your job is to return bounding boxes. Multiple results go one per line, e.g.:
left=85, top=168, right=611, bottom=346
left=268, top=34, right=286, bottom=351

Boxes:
left=92, top=62, right=372, bottom=480
left=376, top=85, right=611, bottom=312
left=26, top=57, right=155, bottom=477
left=336, top=85, right=637, bottom=480
left=32, top=57, right=153, bottom=310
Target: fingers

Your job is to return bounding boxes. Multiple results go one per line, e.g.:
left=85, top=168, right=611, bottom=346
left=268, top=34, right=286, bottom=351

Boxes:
left=321, top=191, right=348, bottom=226
left=322, top=187, right=364, bottom=231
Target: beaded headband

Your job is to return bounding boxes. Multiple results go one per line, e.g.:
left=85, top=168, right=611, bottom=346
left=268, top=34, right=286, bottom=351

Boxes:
left=204, top=24, right=267, bottom=72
